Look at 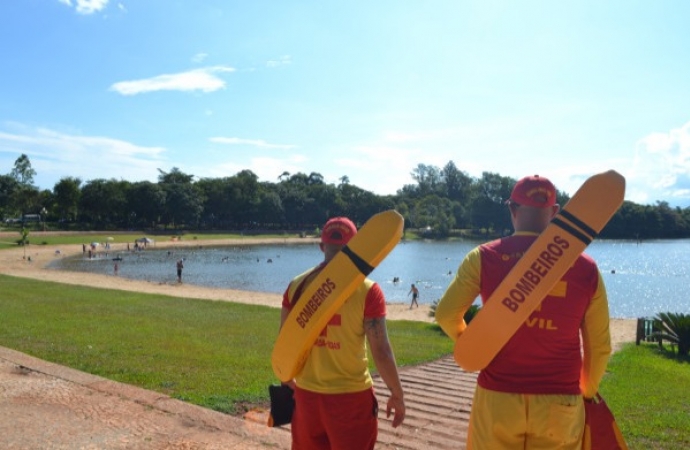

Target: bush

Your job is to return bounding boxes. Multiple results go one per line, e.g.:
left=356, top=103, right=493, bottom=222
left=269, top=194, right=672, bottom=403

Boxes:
left=650, top=312, right=690, bottom=357
left=429, top=300, right=481, bottom=324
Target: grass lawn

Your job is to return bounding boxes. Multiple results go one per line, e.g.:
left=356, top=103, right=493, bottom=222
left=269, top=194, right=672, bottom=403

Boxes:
left=600, top=342, right=690, bottom=449
left=1, top=272, right=687, bottom=448
left=0, top=274, right=452, bottom=414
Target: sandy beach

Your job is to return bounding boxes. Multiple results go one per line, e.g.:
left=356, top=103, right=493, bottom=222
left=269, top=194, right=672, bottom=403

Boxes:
left=0, top=233, right=637, bottom=349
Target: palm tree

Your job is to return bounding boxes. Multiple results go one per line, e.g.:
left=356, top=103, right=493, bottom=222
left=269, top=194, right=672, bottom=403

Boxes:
left=429, top=301, right=481, bottom=324
left=20, top=226, right=29, bottom=259
left=651, top=312, right=690, bottom=357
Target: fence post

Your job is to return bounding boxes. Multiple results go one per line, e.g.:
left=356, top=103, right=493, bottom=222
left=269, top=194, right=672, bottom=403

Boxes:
left=636, top=318, right=643, bottom=345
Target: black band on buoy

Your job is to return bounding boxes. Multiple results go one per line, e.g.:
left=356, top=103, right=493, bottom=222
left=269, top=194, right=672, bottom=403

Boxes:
left=341, top=245, right=374, bottom=275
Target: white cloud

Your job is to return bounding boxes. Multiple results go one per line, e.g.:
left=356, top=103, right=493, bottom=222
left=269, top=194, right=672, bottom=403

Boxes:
left=0, top=126, right=165, bottom=188
left=192, top=53, right=208, bottom=64
left=110, top=66, right=235, bottom=96
left=631, top=121, right=690, bottom=205
left=58, top=0, right=109, bottom=14
left=248, top=156, right=308, bottom=180
left=209, top=137, right=297, bottom=150
left=351, top=120, right=690, bottom=205
left=333, top=144, right=423, bottom=194
left=266, top=55, right=292, bottom=68
left=76, top=0, right=109, bottom=14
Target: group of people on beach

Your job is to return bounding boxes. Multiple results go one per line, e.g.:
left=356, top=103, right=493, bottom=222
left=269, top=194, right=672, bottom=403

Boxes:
left=278, top=174, right=613, bottom=450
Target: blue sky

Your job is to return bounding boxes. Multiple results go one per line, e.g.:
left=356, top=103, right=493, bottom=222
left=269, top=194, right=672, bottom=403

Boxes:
left=1, top=0, right=690, bottom=206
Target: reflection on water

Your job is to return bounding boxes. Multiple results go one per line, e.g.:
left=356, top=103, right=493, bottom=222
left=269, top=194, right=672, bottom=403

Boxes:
left=48, top=239, right=690, bottom=319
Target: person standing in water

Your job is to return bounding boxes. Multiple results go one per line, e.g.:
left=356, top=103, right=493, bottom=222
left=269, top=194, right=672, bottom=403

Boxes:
left=176, top=259, right=184, bottom=283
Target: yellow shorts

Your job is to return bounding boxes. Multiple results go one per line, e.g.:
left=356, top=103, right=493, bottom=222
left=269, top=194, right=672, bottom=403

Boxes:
left=468, top=386, right=585, bottom=450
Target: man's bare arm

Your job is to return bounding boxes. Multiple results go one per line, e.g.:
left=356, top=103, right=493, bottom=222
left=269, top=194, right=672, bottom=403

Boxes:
left=365, top=317, right=405, bottom=427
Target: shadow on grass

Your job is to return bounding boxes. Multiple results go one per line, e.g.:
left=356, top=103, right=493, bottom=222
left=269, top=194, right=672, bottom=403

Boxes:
left=647, top=344, right=690, bottom=365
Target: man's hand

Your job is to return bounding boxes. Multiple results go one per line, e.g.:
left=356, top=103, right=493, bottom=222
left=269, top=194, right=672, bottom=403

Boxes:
left=386, top=393, right=405, bottom=428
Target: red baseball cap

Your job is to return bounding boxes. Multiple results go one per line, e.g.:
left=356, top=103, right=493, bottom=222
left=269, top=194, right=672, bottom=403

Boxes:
left=321, top=217, right=357, bottom=245
left=508, top=175, right=557, bottom=207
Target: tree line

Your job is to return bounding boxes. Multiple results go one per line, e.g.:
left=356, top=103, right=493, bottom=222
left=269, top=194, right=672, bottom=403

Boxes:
left=2, top=154, right=690, bottom=239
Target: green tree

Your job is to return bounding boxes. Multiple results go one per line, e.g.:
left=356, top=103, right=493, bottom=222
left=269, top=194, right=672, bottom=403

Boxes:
left=256, top=188, right=285, bottom=227
left=13, top=186, right=41, bottom=220
left=655, top=201, right=686, bottom=238
left=80, top=179, right=130, bottom=227
left=440, top=160, right=474, bottom=204
left=162, top=183, right=204, bottom=229
left=53, top=177, right=82, bottom=222
left=409, top=195, right=456, bottom=237
left=157, top=167, right=201, bottom=228
left=278, top=184, right=311, bottom=228
left=10, top=153, right=36, bottom=186
left=304, top=183, right=338, bottom=225
left=157, top=167, right=194, bottom=184
left=307, top=172, right=325, bottom=185
left=229, top=170, right=262, bottom=226
left=196, top=177, right=230, bottom=227
left=411, top=163, right=443, bottom=196
left=604, top=201, right=643, bottom=239
left=7, top=154, right=40, bottom=219
left=0, top=174, right=20, bottom=219
left=127, top=181, right=166, bottom=228
left=337, top=183, right=390, bottom=224
left=470, top=172, right=515, bottom=232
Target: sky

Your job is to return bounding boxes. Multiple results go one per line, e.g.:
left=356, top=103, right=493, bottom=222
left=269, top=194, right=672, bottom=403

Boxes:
left=1, top=0, right=690, bottom=207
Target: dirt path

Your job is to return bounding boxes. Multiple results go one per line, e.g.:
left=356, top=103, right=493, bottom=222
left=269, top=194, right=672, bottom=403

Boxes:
left=0, top=347, right=290, bottom=450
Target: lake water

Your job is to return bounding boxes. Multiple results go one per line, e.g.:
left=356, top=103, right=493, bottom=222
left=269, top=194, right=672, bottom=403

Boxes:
left=48, top=239, right=690, bottom=319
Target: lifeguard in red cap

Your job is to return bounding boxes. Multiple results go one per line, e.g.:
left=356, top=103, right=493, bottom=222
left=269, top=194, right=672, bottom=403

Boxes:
left=279, top=216, right=406, bottom=449
left=435, top=175, right=612, bottom=450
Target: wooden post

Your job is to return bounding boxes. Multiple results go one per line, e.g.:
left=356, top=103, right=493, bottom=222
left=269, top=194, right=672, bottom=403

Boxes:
left=636, top=317, right=644, bottom=345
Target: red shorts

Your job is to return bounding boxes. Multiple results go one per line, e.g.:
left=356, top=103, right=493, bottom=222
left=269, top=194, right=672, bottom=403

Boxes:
left=291, top=386, right=378, bottom=450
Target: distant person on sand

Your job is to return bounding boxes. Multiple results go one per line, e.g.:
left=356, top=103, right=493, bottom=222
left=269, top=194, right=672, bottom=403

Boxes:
left=176, top=259, right=184, bottom=283
left=435, top=174, right=612, bottom=450
left=279, top=216, right=406, bottom=449
left=408, top=284, right=419, bottom=309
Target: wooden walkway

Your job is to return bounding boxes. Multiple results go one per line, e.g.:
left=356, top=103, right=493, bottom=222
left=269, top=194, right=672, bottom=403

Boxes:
left=375, top=356, right=476, bottom=449
left=263, top=356, right=477, bottom=449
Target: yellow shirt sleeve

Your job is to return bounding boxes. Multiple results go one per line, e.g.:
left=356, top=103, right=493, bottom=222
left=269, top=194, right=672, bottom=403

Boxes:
left=579, top=271, right=612, bottom=398
left=435, top=247, right=482, bottom=341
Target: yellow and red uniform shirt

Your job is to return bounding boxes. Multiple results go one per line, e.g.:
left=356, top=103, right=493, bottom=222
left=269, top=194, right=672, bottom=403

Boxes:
left=436, top=232, right=611, bottom=398
left=282, top=265, right=386, bottom=394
